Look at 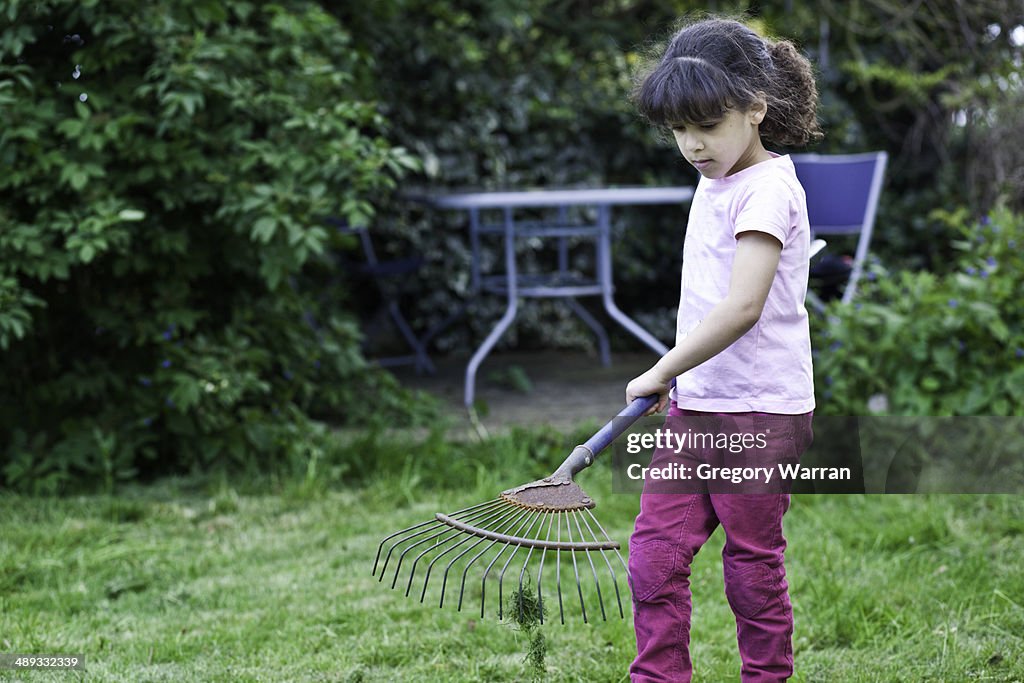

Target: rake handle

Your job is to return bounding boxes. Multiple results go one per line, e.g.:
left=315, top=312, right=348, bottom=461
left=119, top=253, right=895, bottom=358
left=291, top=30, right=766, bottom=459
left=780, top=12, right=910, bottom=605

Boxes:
left=584, top=393, right=659, bottom=454
left=552, top=393, right=659, bottom=480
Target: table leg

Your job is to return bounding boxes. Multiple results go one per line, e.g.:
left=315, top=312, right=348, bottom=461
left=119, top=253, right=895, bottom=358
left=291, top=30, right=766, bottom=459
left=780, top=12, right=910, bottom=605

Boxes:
left=565, top=298, right=611, bottom=366
left=596, top=205, right=669, bottom=356
left=386, top=300, right=436, bottom=375
left=464, top=208, right=518, bottom=408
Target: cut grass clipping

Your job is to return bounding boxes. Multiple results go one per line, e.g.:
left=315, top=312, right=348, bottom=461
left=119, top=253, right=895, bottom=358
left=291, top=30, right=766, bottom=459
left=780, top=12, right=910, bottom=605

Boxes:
left=510, top=574, right=547, bottom=678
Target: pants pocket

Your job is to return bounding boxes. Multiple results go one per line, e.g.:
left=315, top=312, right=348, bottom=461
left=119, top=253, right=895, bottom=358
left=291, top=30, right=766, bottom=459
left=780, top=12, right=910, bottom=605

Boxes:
left=723, top=562, right=775, bottom=619
left=628, top=539, right=676, bottom=603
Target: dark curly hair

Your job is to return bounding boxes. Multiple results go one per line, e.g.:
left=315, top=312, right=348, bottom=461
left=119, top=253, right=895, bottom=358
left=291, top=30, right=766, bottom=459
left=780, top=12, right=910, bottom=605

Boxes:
left=633, top=17, right=823, bottom=147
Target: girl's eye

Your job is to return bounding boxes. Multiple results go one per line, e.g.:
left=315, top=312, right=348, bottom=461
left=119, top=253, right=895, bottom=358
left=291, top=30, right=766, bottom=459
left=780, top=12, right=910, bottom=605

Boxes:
left=669, top=120, right=719, bottom=132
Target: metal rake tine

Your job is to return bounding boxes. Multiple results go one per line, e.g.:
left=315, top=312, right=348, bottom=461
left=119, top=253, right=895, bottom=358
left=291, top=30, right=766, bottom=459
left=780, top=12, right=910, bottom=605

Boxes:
left=373, top=498, right=500, bottom=575
left=455, top=505, right=538, bottom=613
left=481, top=508, right=543, bottom=619
left=377, top=520, right=445, bottom=582
left=419, top=520, right=497, bottom=604
left=517, top=525, right=541, bottom=624
left=436, top=505, right=531, bottom=608
left=399, top=501, right=512, bottom=598
left=565, top=510, right=588, bottom=623
left=579, top=508, right=626, bottom=618
left=572, top=510, right=606, bottom=621
left=378, top=499, right=505, bottom=581
left=374, top=518, right=436, bottom=577
left=536, top=513, right=555, bottom=625
left=402, top=525, right=471, bottom=596
left=556, top=511, right=564, bottom=625
left=585, top=507, right=633, bottom=599
left=479, top=536, right=515, bottom=619
left=498, top=511, right=546, bottom=621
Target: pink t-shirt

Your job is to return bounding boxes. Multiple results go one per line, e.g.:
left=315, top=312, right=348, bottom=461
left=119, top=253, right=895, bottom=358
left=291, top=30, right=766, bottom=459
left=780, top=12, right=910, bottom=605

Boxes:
left=670, top=154, right=815, bottom=414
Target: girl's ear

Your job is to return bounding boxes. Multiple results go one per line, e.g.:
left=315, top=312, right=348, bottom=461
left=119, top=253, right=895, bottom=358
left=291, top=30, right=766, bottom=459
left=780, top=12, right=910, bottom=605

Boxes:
left=750, top=94, right=768, bottom=124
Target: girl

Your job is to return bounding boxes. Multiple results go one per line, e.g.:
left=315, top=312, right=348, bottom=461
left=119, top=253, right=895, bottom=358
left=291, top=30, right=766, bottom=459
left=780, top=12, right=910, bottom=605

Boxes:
left=624, top=17, right=821, bottom=683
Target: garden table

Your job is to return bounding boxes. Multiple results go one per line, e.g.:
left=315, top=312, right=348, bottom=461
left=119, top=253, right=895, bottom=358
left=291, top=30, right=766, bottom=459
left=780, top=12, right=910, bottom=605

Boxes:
left=419, top=186, right=695, bottom=408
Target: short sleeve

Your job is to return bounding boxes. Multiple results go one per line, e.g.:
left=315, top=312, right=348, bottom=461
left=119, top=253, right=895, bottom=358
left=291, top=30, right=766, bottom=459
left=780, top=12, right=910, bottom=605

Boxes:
left=732, top=176, right=797, bottom=246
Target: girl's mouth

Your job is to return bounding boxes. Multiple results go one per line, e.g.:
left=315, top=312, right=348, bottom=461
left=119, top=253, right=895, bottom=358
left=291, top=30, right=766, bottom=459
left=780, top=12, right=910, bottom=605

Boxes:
left=692, top=159, right=713, bottom=171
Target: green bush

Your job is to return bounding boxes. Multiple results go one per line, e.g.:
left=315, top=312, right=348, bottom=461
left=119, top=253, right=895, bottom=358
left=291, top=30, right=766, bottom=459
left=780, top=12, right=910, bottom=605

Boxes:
left=0, top=0, right=425, bottom=493
left=813, top=207, right=1024, bottom=415
left=336, top=1, right=697, bottom=353
left=340, top=2, right=1022, bottom=354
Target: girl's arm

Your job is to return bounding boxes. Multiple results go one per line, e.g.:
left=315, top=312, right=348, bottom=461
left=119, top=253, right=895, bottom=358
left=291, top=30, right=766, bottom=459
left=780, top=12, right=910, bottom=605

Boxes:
left=625, top=230, right=783, bottom=414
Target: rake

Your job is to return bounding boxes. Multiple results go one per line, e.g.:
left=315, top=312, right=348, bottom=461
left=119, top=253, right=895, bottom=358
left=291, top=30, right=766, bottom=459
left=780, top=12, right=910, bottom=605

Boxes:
left=372, top=393, right=657, bottom=624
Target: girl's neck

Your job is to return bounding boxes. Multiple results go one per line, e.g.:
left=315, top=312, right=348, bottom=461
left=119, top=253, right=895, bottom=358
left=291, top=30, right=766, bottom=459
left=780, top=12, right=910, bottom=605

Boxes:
left=725, top=137, right=773, bottom=177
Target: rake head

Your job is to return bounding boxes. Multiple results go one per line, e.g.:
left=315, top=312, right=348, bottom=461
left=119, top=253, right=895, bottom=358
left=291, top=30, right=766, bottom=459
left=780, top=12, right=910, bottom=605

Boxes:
left=371, top=500, right=629, bottom=625
left=372, top=394, right=659, bottom=624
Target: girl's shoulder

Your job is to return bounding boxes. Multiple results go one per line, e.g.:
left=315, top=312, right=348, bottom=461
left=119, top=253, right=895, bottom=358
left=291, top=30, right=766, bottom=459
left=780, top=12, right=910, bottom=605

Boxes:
left=705, top=156, right=802, bottom=206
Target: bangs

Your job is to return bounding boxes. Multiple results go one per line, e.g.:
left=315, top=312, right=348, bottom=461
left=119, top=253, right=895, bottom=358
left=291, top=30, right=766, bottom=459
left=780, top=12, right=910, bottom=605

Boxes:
left=635, top=58, right=742, bottom=126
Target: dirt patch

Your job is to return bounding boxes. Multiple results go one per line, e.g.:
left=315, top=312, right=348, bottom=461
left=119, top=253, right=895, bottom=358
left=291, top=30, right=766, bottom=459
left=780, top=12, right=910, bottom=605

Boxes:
left=392, top=349, right=658, bottom=437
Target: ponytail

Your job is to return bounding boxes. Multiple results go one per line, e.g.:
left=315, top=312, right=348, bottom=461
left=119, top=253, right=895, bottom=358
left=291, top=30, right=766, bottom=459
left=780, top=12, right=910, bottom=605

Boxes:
left=761, top=40, right=823, bottom=147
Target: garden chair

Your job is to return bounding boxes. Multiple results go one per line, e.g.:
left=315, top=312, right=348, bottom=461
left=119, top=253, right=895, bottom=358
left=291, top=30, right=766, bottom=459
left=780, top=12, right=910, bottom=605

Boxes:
left=329, top=218, right=436, bottom=375
left=791, top=151, right=888, bottom=311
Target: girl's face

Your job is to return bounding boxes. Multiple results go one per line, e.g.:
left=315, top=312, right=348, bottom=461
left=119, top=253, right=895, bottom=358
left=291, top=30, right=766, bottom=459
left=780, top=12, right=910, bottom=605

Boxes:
left=670, top=103, right=770, bottom=179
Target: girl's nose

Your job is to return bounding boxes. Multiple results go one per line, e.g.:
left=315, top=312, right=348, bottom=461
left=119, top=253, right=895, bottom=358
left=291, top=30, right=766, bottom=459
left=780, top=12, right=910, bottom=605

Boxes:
left=674, top=130, right=702, bottom=155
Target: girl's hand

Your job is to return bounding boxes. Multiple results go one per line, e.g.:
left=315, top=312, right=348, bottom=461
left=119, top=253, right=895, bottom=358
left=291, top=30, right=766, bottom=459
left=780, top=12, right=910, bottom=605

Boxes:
left=625, top=368, right=673, bottom=416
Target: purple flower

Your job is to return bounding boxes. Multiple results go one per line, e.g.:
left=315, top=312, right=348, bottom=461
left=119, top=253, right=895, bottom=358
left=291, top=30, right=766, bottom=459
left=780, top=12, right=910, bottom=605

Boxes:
left=313, top=360, right=321, bottom=369
left=986, top=257, right=997, bottom=267
left=165, top=398, right=175, bottom=408
left=957, top=340, right=966, bottom=352
left=1009, top=240, right=1017, bottom=248
left=162, top=324, right=177, bottom=340
left=1016, top=348, right=1024, bottom=359
left=139, top=377, right=152, bottom=386
left=283, top=370, right=293, bottom=380
left=829, top=341, right=843, bottom=351
left=161, top=359, right=172, bottom=368
left=966, top=267, right=977, bottom=276
left=867, top=272, right=877, bottom=281
left=826, top=375, right=834, bottom=386
left=980, top=215, right=991, bottom=225
left=948, top=299, right=959, bottom=308
left=981, top=270, right=990, bottom=279
left=143, top=417, right=153, bottom=427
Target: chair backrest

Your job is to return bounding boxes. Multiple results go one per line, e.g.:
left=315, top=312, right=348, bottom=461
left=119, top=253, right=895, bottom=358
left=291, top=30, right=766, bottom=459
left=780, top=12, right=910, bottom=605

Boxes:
left=790, top=152, right=888, bottom=236
left=790, top=151, right=888, bottom=306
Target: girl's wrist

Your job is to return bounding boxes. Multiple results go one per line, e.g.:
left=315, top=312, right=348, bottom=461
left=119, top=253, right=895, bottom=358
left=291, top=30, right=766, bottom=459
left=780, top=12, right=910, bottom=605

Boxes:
left=651, top=360, right=677, bottom=385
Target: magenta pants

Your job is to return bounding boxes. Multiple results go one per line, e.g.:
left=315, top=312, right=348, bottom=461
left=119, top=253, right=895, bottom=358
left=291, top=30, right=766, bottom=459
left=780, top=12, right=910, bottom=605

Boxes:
left=629, top=404, right=814, bottom=683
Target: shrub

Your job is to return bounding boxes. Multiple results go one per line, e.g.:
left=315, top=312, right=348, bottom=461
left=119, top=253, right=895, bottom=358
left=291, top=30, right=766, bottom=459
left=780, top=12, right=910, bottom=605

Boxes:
left=813, top=207, right=1024, bottom=415
left=0, top=0, right=424, bottom=493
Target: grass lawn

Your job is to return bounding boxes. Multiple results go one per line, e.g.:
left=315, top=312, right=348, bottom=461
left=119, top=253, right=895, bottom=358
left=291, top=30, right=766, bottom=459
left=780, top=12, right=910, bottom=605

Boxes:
left=2, top=440, right=1024, bottom=682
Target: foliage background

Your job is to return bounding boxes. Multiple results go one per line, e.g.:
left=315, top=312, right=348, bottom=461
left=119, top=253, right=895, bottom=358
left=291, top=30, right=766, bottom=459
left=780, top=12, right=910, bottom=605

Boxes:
left=0, top=0, right=425, bottom=492
left=2, top=0, right=1022, bottom=491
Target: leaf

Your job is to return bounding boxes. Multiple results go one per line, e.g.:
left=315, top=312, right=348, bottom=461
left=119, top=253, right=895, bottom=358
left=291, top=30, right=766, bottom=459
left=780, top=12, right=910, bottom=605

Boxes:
left=117, top=209, right=146, bottom=222
left=252, top=216, right=277, bottom=243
